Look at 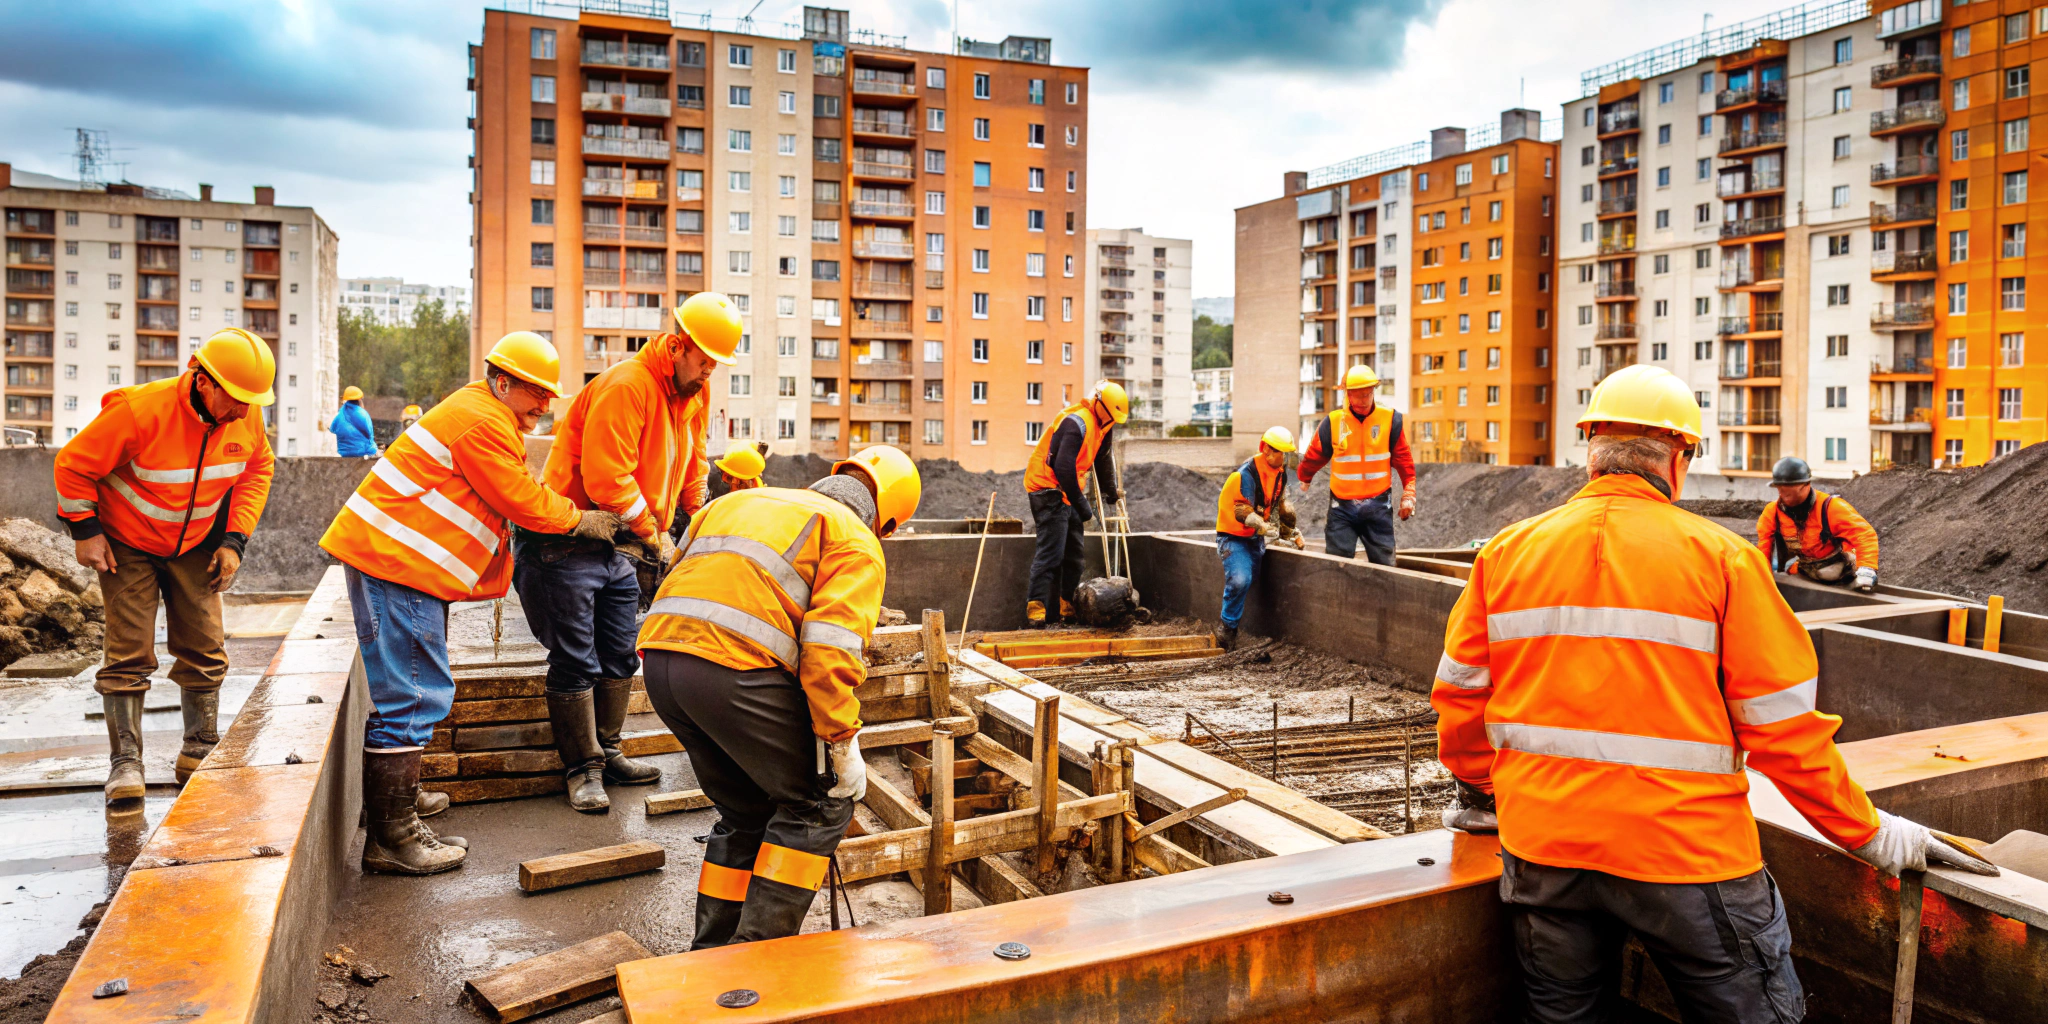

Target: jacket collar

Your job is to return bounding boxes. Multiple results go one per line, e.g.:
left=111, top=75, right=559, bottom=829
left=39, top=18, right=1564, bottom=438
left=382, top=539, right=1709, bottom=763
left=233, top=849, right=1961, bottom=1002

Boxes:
left=181, top=370, right=218, bottom=426
left=635, top=335, right=680, bottom=400
left=1573, top=472, right=1673, bottom=506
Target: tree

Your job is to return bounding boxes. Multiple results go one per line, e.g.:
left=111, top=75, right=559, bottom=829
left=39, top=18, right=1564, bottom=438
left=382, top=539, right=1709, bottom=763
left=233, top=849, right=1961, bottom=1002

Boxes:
left=1193, top=313, right=1233, bottom=370
left=337, top=300, right=472, bottom=405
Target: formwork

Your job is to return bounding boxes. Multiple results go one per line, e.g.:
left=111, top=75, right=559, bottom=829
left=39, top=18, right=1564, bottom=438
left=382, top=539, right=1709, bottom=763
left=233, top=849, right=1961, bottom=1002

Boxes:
left=40, top=533, right=2048, bottom=1023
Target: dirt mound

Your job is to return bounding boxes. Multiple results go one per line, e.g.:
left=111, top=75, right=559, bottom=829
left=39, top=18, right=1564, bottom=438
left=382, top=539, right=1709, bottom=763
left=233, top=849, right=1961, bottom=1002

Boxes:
left=1828, top=444, right=2048, bottom=610
left=762, top=455, right=1224, bottom=532
left=0, top=518, right=104, bottom=671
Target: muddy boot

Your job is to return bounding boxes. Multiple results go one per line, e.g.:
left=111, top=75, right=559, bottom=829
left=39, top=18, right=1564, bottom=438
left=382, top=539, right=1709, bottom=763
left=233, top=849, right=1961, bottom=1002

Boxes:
left=548, top=690, right=611, bottom=813
left=174, top=688, right=219, bottom=784
left=1059, top=598, right=1077, bottom=624
left=102, top=693, right=146, bottom=805
left=361, top=749, right=466, bottom=875
left=416, top=789, right=449, bottom=818
left=595, top=678, right=661, bottom=785
left=1026, top=600, right=1047, bottom=628
left=1218, top=626, right=1239, bottom=652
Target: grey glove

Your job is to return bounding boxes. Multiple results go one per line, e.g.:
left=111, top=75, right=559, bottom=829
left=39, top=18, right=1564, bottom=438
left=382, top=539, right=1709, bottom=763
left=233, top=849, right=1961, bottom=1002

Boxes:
left=826, top=735, right=867, bottom=801
left=569, top=509, right=625, bottom=541
left=1850, top=809, right=1999, bottom=877
left=1853, top=566, right=1877, bottom=593
left=1440, top=779, right=1498, bottom=834
left=1243, top=511, right=1268, bottom=534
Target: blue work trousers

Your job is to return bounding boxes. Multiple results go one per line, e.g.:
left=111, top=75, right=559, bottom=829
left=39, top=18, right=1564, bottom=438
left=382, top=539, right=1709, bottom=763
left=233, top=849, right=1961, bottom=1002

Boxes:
left=344, top=566, right=453, bottom=749
left=513, top=542, right=642, bottom=694
left=1326, top=494, right=1397, bottom=566
left=1216, top=533, right=1265, bottom=629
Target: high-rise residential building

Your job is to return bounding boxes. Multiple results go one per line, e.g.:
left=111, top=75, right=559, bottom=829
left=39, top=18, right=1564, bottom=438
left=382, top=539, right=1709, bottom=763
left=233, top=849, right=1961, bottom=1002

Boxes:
left=1233, top=110, right=1558, bottom=464
left=1, top=165, right=340, bottom=453
left=339, top=276, right=472, bottom=326
left=1084, top=228, right=1192, bottom=436
left=1558, top=2, right=1887, bottom=480
left=1190, top=365, right=1231, bottom=435
left=469, top=2, right=1087, bottom=470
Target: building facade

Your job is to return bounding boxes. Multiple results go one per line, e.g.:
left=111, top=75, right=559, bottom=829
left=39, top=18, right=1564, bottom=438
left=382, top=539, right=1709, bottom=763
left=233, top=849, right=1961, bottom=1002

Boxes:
left=469, top=3, right=1088, bottom=470
left=1083, top=227, right=1192, bottom=436
left=340, top=276, right=472, bottom=326
left=1191, top=365, right=1231, bottom=435
left=2, top=166, right=340, bottom=454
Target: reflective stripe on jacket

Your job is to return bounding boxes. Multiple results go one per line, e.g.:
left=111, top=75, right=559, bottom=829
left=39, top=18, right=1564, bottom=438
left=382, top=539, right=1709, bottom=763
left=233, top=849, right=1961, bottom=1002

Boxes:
left=53, top=370, right=275, bottom=557
left=1756, top=493, right=1879, bottom=573
left=637, top=487, right=884, bottom=742
left=319, top=381, right=580, bottom=602
left=1215, top=458, right=1284, bottom=536
left=543, top=337, right=710, bottom=539
left=1322, top=406, right=1396, bottom=500
left=1432, top=472, right=1880, bottom=884
left=1023, top=403, right=1109, bottom=500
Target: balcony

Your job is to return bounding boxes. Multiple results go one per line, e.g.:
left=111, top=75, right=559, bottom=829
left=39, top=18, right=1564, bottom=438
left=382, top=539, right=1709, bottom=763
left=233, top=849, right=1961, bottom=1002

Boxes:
left=1598, top=155, right=1639, bottom=177
left=1717, top=408, right=1783, bottom=426
left=1871, top=250, right=1937, bottom=276
left=848, top=398, right=911, bottom=419
left=851, top=160, right=915, bottom=181
left=1749, top=312, right=1784, bottom=334
left=1872, top=55, right=1942, bottom=89
left=582, top=179, right=665, bottom=200
left=580, top=43, right=669, bottom=70
left=581, top=93, right=672, bottom=117
left=1715, top=80, right=1787, bottom=111
left=4, top=301, right=53, bottom=327
left=1721, top=357, right=1782, bottom=379
left=1870, top=406, right=1935, bottom=427
left=1718, top=316, right=1749, bottom=336
left=850, top=200, right=915, bottom=220
left=584, top=268, right=621, bottom=287
left=4, top=333, right=54, bottom=358
left=850, top=358, right=912, bottom=378
left=850, top=317, right=912, bottom=338
left=4, top=269, right=53, bottom=295
left=584, top=224, right=621, bottom=243
left=625, top=270, right=666, bottom=289
left=1597, top=235, right=1637, bottom=256
left=1871, top=101, right=1945, bottom=136
left=850, top=117, right=915, bottom=139
left=1717, top=172, right=1783, bottom=198
left=624, top=224, right=664, bottom=243
left=583, top=307, right=665, bottom=330
left=4, top=241, right=54, bottom=266
left=1870, top=153, right=1939, bottom=185
left=1595, top=281, right=1636, bottom=299
left=5, top=365, right=52, bottom=390
left=852, top=239, right=914, bottom=260
left=1719, top=128, right=1787, bottom=155
left=1720, top=215, right=1784, bottom=241
left=582, top=136, right=670, bottom=160
left=1872, top=356, right=1935, bottom=377
left=136, top=249, right=180, bottom=272
left=1597, top=195, right=1638, bottom=217
left=851, top=276, right=913, bottom=299
left=1871, top=301, right=1934, bottom=329
left=1594, top=322, right=1638, bottom=340
left=1871, top=201, right=1936, bottom=226
left=136, top=337, right=178, bottom=362
left=3, top=211, right=55, bottom=236
left=1598, top=109, right=1640, bottom=136
left=851, top=78, right=916, bottom=98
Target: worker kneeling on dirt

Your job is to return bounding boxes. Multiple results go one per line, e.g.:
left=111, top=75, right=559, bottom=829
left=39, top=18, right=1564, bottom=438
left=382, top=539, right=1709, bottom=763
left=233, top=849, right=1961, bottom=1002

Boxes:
left=1295, top=365, right=1414, bottom=565
left=1022, top=381, right=1127, bottom=627
left=709, top=441, right=768, bottom=499
left=1433, top=365, right=1993, bottom=1021
left=1758, top=455, right=1879, bottom=593
left=55, top=328, right=277, bottom=805
left=638, top=445, right=921, bottom=948
left=523, top=293, right=737, bottom=813
left=321, top=332, right=623, bottom=875
left=1214, top=426, right=1304, bottom=652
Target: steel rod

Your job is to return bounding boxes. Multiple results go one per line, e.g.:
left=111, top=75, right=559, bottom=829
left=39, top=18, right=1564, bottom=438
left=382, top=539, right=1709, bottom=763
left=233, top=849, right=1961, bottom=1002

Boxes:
left=954, top=490, right=998, bottom=649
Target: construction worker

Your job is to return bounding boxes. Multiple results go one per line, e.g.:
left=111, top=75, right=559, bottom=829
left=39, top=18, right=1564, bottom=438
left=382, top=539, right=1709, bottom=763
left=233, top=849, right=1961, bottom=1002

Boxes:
left=55, top=328, right=277, bottom=805
left=710, top=441, right=769, bottom=500
left=333, top=385, right=377, bottom=457
left=320, top=332, right=622, bottom=874
left=638, top=445, right=921, bottom=948
left=1433, top=365, right=1994, bottom=1020
left=1022, top=381, right=1127, bottom=627
left=1214, top=426, right=1304, bottom=651
left=1296, top=365, right=1415, bottom=565
left=1758, top=455, right=1879, bottom=593
left=399, top=402, right=423, bottom=432
left=524, top=293, right=739, bottom=812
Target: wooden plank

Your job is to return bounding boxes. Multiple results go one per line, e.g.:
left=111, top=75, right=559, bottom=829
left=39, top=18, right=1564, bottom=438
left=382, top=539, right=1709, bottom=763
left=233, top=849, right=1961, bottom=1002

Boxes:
left=1794, top=598, right=1957, bottom=627
left=1002, top=647, right=1224, bottom=670
left=449, top=692, right=654, bottom=726
left=1132, top=788, right=1248, bottom=841
left=458, top=750, right=565, bottom=775
left=856, top=694, right=927, bottom=723
left=1139, top=740, right=1394, bottom=843
left=1394, top=555, right=1474, bottom=582
left=923, top=609, right=951, bottom=736
left=862, top=773, right=927, bottom=832
left=456, top=722, right=554, bottom=750
left=1132, top=832, right=1211, bottom=875
left=422, top=753, right=457, bottom=778
left=644, top=789, right=713, bottom=815
left=619, top=730, right=681, bottom=757
left=860, top=719, right=932, bottom=748
left=1836, top=711, right=2048, bottom=794
left=464, top=930, right=652, bottom=1023
left=959, top=853, right=1044, bottom=905
left=427, top=775, right=565, bottom=805
left=925, top=720, right=957, bottom=915
left=833, top=793, right=1127, bottom=883
left=1033, top=695, right=1062, bottom=875
left=519, top=841, right=667, bottom=893
left=452, top=674, right=644, bottom=701
left=427, top=728, right=453, bottom=753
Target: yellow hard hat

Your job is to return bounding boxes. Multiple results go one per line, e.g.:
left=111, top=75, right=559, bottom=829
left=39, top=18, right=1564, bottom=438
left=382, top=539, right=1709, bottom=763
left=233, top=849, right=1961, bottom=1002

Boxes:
left=1343, top=364, right=1381, bottom=391
left=190, top=328, right=276, bottom=406
left=485, top=331, right=565, bottom=397
left=1260, top=426, right=1297, bottom=453
left=402, top=404, right=422, bottom=417
left=834, top=444, right=921, bottom=538
left=715, top=444, right=766, bottom=482
left=675, top=292, right=743, bottom=365
left=1091, top=380, right=1130, bottom=425
left=1577, top=364, right=1703, bottom=444
left=341, top=385, right=364, bottom=402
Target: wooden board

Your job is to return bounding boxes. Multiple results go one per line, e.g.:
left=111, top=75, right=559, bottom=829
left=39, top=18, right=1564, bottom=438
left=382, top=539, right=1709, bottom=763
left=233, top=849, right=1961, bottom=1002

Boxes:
left=448, top=692, right=655, bottom=726
left=833, top=793, right=1126, bottom=883
left=1837, top=710, right=2048, bottom=793
left=451, top=673, right=646, bottom=701
left=464, top=930, right=652, bottom=1022
left=1394, top=556, right=1474, bottom=582
left=620, top=730, right=682, bottom=757
left=1139, top=740, right=1392, bottom=842
left=519, top=841, right=666, bottom=893
left=1133, top=832, right=1211, bottom=875
left=1000, top=648, right=1225, bottom=670
left=426, top=775, right=565, bottom=805
left=645, top=789, right=713, bottom=815
left=959, top=853, right=1043, bottom=904
left=1794, top=598, right=1958, bottom=627
left=456, top=722, right=554, bottom=750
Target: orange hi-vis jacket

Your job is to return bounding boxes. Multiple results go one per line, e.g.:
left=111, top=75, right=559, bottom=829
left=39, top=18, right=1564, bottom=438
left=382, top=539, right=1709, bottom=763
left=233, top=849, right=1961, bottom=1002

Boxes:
left=1023, top=402, right=1111, bottom=501
left=639, top=487, right=883, bottom=741
left=54, top=370, right=275, bottom=557
left=1216, top=457, right=1285, bottom=536
left=1756, top=492, right=1879, bottom=573
left=320, top=382, right=580, bottom=603
left=543, top=337, right=709, bottom=540
left=1432, top=473, right=1880, bottom=884
left=1309, top=406, right=1401, bottom=500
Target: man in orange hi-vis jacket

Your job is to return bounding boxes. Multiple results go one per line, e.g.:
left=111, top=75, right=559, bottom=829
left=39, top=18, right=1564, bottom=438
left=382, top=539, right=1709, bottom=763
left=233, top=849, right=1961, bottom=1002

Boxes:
left=55, top=328, right=277, bottom=805
left=1432, top=365, right=1994, bottom=1022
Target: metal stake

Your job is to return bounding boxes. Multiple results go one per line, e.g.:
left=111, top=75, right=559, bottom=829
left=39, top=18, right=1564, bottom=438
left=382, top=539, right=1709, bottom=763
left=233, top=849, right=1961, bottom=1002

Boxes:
left=1271, top=702, right=1280, bottom=779
left=1403, top=720, right=1414, bottom=834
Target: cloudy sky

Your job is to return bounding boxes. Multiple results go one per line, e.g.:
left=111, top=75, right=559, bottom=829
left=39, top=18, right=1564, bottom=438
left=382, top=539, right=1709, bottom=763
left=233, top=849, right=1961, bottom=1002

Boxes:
left=2, top=0, right=1810, bottom=298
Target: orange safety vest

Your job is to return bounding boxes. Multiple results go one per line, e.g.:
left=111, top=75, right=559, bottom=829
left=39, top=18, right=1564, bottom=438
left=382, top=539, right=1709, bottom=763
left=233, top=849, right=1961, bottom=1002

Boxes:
left=53, top=370, right=275, bottom=557
left=320, top=381, right=580, bottom=602
left=1023, top=402, right=1110, bottom=502
left=543, top=337, right=710, bottom=539
left=1216, top=457, right=1285, bottom=536
left=1433, top=472, right=1880, bottom=884
left=1756, top=493, right=1879, bottom=573
left=638, top=487, right=884, bottom=742
left=1324, top=406, right=1397, bottom=500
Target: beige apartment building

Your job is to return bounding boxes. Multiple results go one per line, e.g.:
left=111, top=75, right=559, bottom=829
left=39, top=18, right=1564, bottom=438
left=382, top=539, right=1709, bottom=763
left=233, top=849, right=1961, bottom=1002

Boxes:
left=1083, top=228, right=1192, bottom=436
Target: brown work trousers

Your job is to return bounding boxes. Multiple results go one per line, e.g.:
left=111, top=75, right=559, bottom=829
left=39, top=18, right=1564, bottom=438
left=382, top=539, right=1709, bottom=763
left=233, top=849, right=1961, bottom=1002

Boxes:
left=93, top=536, right=227, bottom=696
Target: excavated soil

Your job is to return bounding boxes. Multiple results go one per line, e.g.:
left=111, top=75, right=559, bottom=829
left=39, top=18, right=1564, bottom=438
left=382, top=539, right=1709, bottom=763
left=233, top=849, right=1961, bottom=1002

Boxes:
left=0, top=903, right=103, bottom=1024
left=0, top=519, right=105, bottom=672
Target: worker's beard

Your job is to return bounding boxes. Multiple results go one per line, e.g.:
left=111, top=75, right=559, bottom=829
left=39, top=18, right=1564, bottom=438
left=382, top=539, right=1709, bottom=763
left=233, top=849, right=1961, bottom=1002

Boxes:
left=678, top=378, right=706, bottom=399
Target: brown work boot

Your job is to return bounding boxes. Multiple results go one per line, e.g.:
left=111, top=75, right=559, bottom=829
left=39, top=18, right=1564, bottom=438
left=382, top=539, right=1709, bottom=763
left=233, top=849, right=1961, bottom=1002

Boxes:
left=1059, top=598, right=1077, bottom=622
left=174, top=688, right=219, bottom=784
left=594, top=678, right=661, bottom=785
left=1217, top=626, right=1239, bottom=652
left=361, top=748, right=467, bottom=875
left=102, top=693, right=146, bottom=805
left=1026, top=600, right=1047, bottom=628
left=548, top=690, right=611, bottom=813
left=416, top=789, right=449, bottom=818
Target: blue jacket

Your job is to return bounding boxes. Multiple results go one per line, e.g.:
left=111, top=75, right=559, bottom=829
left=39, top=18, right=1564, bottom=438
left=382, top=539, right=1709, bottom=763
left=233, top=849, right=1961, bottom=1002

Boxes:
left=333, top=401, right=377, bottom=456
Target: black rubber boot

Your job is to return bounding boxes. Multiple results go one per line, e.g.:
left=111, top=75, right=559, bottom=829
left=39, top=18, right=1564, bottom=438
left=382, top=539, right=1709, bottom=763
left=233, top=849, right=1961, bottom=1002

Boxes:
left=1218, top=626, right=1239, bottom=652
left=361, top=749, right=467, bottom=875
left=103, top=693, right=146, bottom=805
left=548, top=690, right=611, bottom=813
left=174, top=688, right=219, bottom=784
left=595, top=678, right=661, bottom=785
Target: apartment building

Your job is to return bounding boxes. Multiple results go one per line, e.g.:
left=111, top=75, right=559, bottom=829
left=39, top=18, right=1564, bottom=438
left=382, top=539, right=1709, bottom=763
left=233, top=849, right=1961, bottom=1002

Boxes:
left=1233, top=110, right=1558, bottom=465
left=1, top=165, right=340, bottom=454
left=1191, top=365, right=1231, bottom=435
left=1083, top=227, right=1193, bottom=436
left=1558, top=3, right=1887, bottom=480
left=470, top=2, right=1087, bottom=471
left=339, top=276, right=472, bottom=326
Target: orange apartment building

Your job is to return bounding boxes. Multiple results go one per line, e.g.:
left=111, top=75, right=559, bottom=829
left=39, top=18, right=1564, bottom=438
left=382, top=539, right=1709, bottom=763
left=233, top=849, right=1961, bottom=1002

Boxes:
left=469, top=2, right=1087, bottom=471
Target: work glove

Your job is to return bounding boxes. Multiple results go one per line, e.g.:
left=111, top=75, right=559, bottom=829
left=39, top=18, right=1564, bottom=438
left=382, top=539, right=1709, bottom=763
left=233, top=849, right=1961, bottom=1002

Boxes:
left=569, top=509, right=626, bottom=541
left=1073, top=498, right=1095, bottom=524
left=825, top=735, right=867, bottom=802
left=1853, top=567, right=1877, bottom=593
left=1440, top=779, right=1498, bottom=834
left=1243, top=512, right=1268, bottom=535
left=1283, top=528, right=1307, bottom=551
left=1849, top=809, right=1999, bottom=877
left=658, top=532, right=678, bottom=571
left=1398, top=493, right=1417, bottom=521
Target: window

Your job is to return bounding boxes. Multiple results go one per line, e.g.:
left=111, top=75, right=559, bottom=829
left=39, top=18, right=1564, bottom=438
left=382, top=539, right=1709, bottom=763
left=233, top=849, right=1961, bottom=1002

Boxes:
left=1827, top=284, right=1849, bottom=307
left=925, top=190, right=946, bottom=215
left=2004, top=223, right=2027, bottom=258
left=1066, top=82, right=1079, bottom=104
left=927, top=108, right=946, bottom=132
left=972, top=161, right=991, bottom=187
left=1954, top=26, right=1971, bottom=58
left=1487, top=238, right=1503, bottom=259
left=972, top=248, right=990, bottom=273
left=1696, top=248, right=1712, bottom=269
left=729, top=44, right=752, bottom=67
left=1949, top=282, right=1969, bottom=314
left=729, top=250, right=751, bottom=273
left=1064, top=255, right=1074, bottom=276
left=729, top=85, right=752, bottom=107
left=1655, top=209, right=1671, bottom=229
left=971, top=381, right=988, bottom=403
left=1067, top=170, right=1077, bottom=192
left=730, top=374, right=752, bottom=398
left=1695, top=340, right=1714, bottom=360
left=1027, top=209, right=1044, bottom=231
left=1029, top=167, right=1045, bottom=191
left=729, top=210, right=751, bottom=232
left=529, top=159, right=554, bottom=185
left=1581, top=145, right=1595, bottom=166
left=1657, top=124, right=1671, bottom=145
left=814, top=94, right=841, bottom=118
left=1025, top=296, right=1045, bottom=320
left=1826, top=335, right=1849, bottom=358
left=779, top=176, right=797, bottom=199
left=1027, top=124, right=1046, bottom=147
left=927, top=67, right=947, bottom=89
left=925, top=148, right=946, bottom=173
left=530, top=27, right=555, bottom=58
left=973, top=73, right=991, bottom=99
left=1062, top=296, right=1073, bottom=321
left=1955, top=77, right=1970, bottom=111
left=1946, top=387, right=1966, bottom=418
left=2008, top=171, right=2030, bottom=205
left=972, top=292, right=989, bottom=318
left=1656, top=167, right=1670, bottom=188
left=1695, top=297, right=1710, bottom=316
left=1026, top=339, right=1044, bottom=363
left=973, top=118, right=990, bottom=141
left=2003, top=277, right=2027, bottom=310
left=1026, top=253, right=1045, bottom=277
left=532, top=287, right=554, bottom=311
left=1945, top=438, right=1966, bottom=465
left=1999, top=388, right=2022, bottom=420
left=728, top=129, right=752, bottom=153
left=1491, top=154, right=1509, bottom=175
left=778, top=47, right=797, bottom=72
left=1952, top=179, right=1969, bottom=211
left=1828, top=135, right=1852, bottom=163
left=1951, top=229, right=1970, bottom=263
left=1833, top=36, right=1852, bottom=64
left=1659, top=82, right=1674, bottom=104
left=678, top=41, right=705, bottom=66
left=1455, top=163, right=1472, bottom=186
left=2010, top=12, right=2031, bottom=44
left=1653, top=300, right=1668, bottom=318
left=531, top=117, right=555, bottom=144
left=1948, top=337, right=1968, bottom=369
left=1577, top=305, right=1594, bottom=326
left=1953, top=128, right=1970, bottom=161
left=679, top=128, right=705, bottom=154
left=2001, top=332, right=2025, bottom=367
left=531, top=243, right=554, bottom=267
left=1700, top=70, right=1715, bottom=93
left=2008, top=117, right=2033, bottom=154
left=1831, top=185, right=1850, bottom=208
left=778, top=90, right=796, bottom=114
left=678, top=209, right=704, bottom=235
left=1833, top=87, right=1852, bottom=113
left=531, top=75, right=555, bottom=103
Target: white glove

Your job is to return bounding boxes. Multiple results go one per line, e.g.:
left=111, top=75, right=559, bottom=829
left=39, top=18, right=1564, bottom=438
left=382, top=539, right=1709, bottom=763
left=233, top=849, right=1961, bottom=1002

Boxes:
left=826, top=735, right=867, bottom=802
left=1243, top=512, right=1267, bottom=535
left=1853, top=567, right=1877, bottom=593
left=1442, top=805, right=1498, bottom=833
left=1849, top=809, right=1999, bottom=877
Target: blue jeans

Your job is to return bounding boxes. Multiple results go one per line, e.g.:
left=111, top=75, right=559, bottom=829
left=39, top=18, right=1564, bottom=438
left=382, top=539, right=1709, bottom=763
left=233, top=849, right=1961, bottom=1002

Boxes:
left=1216, top=533, right=1265, bottom=628
left=344, top=566, right=453, bottom=749
left=1326, top=494, right=1397, bottom=566
left=513, top=542, right=642, bottom=694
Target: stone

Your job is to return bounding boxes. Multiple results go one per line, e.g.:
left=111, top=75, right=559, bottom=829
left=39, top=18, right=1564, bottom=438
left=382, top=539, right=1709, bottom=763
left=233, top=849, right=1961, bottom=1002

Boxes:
left=16, top=571, right=85, bottom=633
left=1, top=650, right=94, bottom=678
left=0, top=590, right=25, bottom=626
left=0, top=518, right=93, bottom=593
left=0, top=551, right=14, bottom=575
left=79, top=583, right=103, bottom=611
left=317, top=984, right=348, bottom=1010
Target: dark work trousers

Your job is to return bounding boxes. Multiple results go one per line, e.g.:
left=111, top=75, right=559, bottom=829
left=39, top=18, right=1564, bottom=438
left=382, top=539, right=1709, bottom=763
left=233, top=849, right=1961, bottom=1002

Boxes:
left=642, top=649, right=854, bottom=949
left=1027, top=489, right=1087, bottom=618
left=1325, top=493, right=1398, bottom=566
left=1500, top=851, right=1806, bottom=1024
left=512, top=540, right=641, bottom=695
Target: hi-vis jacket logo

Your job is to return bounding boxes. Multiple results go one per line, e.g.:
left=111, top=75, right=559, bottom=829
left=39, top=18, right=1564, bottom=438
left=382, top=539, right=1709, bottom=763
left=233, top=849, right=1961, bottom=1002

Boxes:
left=1370, top=424, right=1382, bottom=442
left=223, top=442, right=248, bottom=456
